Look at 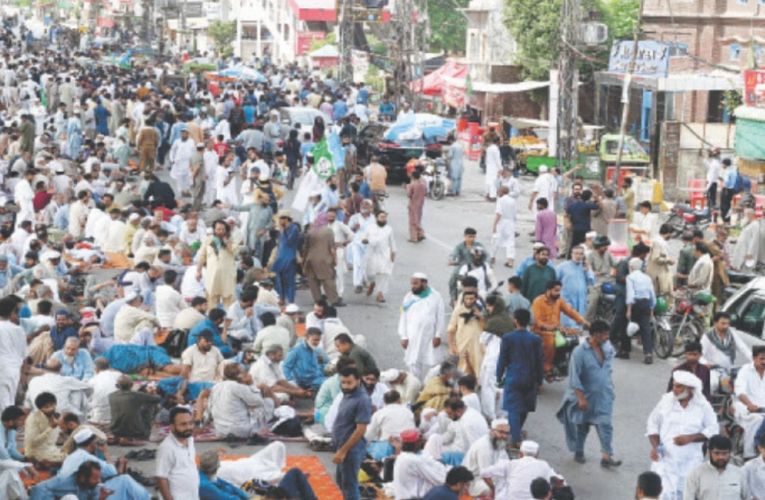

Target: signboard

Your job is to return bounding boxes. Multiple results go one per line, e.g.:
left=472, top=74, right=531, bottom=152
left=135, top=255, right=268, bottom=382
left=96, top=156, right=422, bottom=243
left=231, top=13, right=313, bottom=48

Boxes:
left=296, top=31, right=325, bottom=56
left=203, top=2, right=220, bottom=20
left=744, top=70, right=765, bottom=108
left=608, top=41, right=670, bottom=77
left=97, top=17, right=115, bottom=27
left=184, top=2, right=204, bottom=18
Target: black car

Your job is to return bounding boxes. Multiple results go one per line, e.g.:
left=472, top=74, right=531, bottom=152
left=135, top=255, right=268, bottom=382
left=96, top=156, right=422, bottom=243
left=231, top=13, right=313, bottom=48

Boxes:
left=355, top=123, right=444, bottom=182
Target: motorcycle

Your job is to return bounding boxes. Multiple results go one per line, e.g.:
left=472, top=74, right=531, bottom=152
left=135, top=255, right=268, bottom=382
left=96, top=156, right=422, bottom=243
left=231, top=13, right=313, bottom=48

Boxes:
left=710, top=366, right=760, bottom=466
left=549, top=327, right=581, bottom=381
left=595, top=282, right=618, bottom=323
left=666, top=203, right=716, bottom=237
left=654, top=288, right=713, bottom=359
left=422, top=158, right=448, bottom=200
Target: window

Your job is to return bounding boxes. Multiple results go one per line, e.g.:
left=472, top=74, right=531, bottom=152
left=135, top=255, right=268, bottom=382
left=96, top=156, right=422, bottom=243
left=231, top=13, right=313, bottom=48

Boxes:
left=739, top=0, right=748, bottom=4
left=735, top=300, right=765, bottom=339
left=730, top=44, right=742, bottom=61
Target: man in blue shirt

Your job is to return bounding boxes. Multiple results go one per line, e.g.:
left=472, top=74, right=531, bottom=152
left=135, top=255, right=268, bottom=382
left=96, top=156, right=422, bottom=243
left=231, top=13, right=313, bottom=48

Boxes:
left=283, top=327, right=327, bottom=391
left=356, top=83, right=369, bottom=106
left=50, top=310, right=79, bottom=351
left=720, top=158, right=737, bottom=223
left=332, top=367, right=372, bottom=500
left=50, top=337, right=95, bottom=381
left=379, top=95, right=396, bottom=122
left=626, top=256, right=657, bottom=365
left=188, top=308, right=233, bottom=357
left=0, top=406, right=28, bottom=462
left=30, top=459, right=150, bottom=500
left=565, top=190, right=601, bottom=258
left=333, top=98, right=348, bottom=122
left=423, top=466, right=475, bottom=500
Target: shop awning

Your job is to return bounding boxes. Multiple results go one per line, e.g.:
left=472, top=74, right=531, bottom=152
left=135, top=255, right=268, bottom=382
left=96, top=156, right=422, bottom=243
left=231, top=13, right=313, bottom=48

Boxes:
left=442, top=77, right=550, bottom=93
left=408, top=60, right=468, bottom=96
left=595, top=71, right=742, bottom=92
left=502, top=116, right=603, bottom=131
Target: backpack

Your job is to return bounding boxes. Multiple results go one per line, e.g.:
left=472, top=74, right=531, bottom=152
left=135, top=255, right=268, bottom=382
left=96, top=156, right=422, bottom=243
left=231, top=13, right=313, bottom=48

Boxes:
left=161, top=329, right=189, bottom=358
left=733, top=171, right=745, bottom=194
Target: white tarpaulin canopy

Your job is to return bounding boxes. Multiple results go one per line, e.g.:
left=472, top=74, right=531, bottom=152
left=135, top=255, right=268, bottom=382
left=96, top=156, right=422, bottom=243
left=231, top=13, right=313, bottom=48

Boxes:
left=502, top=116, right=604, bottom=131
left=441, top=76, right=550, bottom=94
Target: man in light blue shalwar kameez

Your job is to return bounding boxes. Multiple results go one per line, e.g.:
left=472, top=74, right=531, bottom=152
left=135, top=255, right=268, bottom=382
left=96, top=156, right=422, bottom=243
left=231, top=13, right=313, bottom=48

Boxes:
left=66, top=112, right=84, bottom=159
left=556, top=245, right=594, bottom=329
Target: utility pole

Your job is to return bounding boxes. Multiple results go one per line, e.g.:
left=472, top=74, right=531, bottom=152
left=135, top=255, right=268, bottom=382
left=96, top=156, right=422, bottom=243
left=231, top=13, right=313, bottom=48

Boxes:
left=556, top=0, right=582, bottom=169
left=338, top=0, right=354, bottom=84
left=613, top=0, right=645, bottom=184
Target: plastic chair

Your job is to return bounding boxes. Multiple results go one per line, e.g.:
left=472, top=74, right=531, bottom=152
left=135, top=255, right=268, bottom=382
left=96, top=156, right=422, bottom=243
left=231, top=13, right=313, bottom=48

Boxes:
left=687, top=179, right=706, bottom=209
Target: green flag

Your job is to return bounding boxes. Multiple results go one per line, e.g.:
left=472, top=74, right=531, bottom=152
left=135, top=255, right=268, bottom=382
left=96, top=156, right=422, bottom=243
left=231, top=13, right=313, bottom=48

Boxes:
left=40, top=85, right=47, bottom=108
left=466, top=71, right=473, bottom=97
left=311, top=137, right=336, bottom=180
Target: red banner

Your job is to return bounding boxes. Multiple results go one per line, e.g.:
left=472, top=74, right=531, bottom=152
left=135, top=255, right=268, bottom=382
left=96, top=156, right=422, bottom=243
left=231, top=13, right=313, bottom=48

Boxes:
left=744, top=70, right=765, bottom=108
left=296, top=31, right=326, bottom=56
left=97, top=16, right=115, bottom=27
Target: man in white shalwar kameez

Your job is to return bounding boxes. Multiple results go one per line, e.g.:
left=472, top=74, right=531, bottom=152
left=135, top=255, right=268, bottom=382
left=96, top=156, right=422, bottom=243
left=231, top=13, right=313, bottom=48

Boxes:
left=484, top=138, right=502, bottom=200
left=492, top=185, right=518, bottom=267
left=480, top=440, right=562, bottom=500
left=528, top=165, right=558, bottom=216
left=203, top=142, right=219, bottom=206
left=102, top=212, right=127, bottom=254
left=398, top=273, right=446, bottom=379
left=13, top=171, right=34, bottom=227
left=646, top=370, right=718, bottom=500
left=731, top=208, right=760, bottom=272
left=462, top=419, right=510, bottom=497
left=347, top=201, right=375, bottom=293
left=169, top=128, right=195, bottom=196
left=0, top=304, right=28, bottom=413
left=0, top=459, right=29, bottom=500
left=362, top=212, right=396, bottom=303
left=392, top=429, right=448, bottom=500
left=25, top=361, right=93, bottom=422
left=733, top=349, right=765, bottom=459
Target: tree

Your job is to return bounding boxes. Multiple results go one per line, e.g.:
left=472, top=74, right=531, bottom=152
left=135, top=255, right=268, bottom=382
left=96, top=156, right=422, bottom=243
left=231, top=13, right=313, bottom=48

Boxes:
left=428, top=0, right=469, bottom=54
left=208, top=20, right=237, bottom=57
left=503, top=0, right=640, bottom=81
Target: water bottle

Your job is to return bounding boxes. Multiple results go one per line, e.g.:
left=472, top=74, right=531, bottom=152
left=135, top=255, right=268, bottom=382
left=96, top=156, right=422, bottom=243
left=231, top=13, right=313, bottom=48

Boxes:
left=657, top=442, right=665, bottom=459
left=314, top=410, right=322, bottom=424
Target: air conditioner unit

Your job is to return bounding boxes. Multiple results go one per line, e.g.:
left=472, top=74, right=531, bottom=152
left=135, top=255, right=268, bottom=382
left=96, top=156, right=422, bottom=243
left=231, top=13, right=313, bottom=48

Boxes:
left=580, top=22, right=608, bottom=45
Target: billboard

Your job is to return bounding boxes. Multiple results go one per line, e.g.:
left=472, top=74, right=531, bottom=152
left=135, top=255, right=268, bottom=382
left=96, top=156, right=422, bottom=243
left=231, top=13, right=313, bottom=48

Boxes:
left=608, top=41, right=671, bottom=77
left=296, top=31, right=325, bottom=56
left=744, top=70, right=765, bottom=108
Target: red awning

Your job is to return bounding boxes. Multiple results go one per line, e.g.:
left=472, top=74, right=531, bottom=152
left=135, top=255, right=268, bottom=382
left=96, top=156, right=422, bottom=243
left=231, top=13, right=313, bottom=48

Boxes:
left=287, top=0, right=337, bottom=22
left=409, top=60, right=469, bottom=96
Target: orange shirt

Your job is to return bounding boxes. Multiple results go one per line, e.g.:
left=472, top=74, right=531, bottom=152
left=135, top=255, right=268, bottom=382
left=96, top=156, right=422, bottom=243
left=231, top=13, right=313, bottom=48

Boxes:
left=531, top=295, right=584, bottom=332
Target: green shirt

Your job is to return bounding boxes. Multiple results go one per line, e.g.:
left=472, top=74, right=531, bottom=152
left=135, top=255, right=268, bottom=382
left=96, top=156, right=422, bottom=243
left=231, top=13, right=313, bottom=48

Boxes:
left=677, top=244, right=697, bottom=285
left=450, top=241, right=485, bottom=270
left=344, top=344, right=378, bottom=375
left=521, top=264, right=557, bottom=303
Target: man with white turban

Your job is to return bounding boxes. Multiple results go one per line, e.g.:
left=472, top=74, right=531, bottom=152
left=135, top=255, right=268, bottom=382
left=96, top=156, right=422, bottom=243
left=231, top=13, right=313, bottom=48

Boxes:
left=646, top=370, right=719, bottom=500
left=398, top=272, right=446, bottom=379
left=480, top=440, right=562, bottom=500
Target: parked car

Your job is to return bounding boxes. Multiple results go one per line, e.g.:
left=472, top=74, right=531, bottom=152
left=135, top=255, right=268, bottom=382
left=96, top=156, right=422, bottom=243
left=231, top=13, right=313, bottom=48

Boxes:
left=355, top=123, right=444, bottom=181
left=277, top=107, right=333, bottom=139
left=721, top=276, right=765, bottom=351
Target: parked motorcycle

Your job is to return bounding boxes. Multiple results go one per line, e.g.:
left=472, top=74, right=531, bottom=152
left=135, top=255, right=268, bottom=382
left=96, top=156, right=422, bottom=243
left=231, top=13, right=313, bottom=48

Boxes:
left=549, top=327, right=581, bottom=381
left=666, top=203, right=717, bottom=237
left=595, top=282, right=618, bottom=323
left=710, top=366, right=756, bottom=466
left=654, top=288, right=712, bottom=359
left=422, top=158, right=448, bottom=200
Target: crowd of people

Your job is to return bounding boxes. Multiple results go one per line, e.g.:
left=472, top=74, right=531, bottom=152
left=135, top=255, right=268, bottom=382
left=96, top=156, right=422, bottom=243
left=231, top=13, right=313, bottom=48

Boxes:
left=0, top=10, right=764, bottom=500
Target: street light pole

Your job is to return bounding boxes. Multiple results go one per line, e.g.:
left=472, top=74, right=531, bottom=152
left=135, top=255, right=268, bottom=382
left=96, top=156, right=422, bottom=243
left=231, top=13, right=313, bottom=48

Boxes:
left=612, top=0, right=645, bottom=185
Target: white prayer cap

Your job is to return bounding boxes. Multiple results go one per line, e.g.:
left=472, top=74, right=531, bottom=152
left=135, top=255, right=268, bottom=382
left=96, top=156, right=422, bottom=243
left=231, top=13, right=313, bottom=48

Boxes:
left=380, top=369, right=400, bottom=384
left=196, top=142, right=205, bottom=149
left=128, top=213, right=140, bottom=222
left=585, top=231, right=597, bottom=239
left=412, top=272, right=427, bottom=280
left=421, top=408, right=437, bottom=419
left=672, top=370, right=702, bottom=392
left=73, top=428, right=95, bottom=444
left=520, top=440, right=540, bottom=455
left=124, top=291, right=141, bottom=303
left=285, top=304, right=300, bottom=314
left=491, top=418, right=509, bottom=429
left=539, top=165, right=548, bottom=173
left=628, top=258, right=643, bottom=271
left=532, top=242, right=545, bottom=250
left=309, top=190, right=322, bottom=198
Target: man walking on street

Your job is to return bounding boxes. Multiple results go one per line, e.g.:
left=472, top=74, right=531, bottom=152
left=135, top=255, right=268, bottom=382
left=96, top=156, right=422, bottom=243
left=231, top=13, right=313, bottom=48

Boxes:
left=407, top=171, right=428, bottom=243
left=557, top=320, right=621, bottom=468
left=332, top=366, right=372, bottom=500
left=398, top=273, right=446, bottom=379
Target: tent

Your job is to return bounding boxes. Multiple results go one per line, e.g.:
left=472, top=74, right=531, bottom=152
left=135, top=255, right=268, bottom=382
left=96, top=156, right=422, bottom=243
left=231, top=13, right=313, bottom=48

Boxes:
left=385, top=113, right=456, bottom=142
left=219, top=65, right=266, bottom=83
left=409, top=60, right=468, bottom=96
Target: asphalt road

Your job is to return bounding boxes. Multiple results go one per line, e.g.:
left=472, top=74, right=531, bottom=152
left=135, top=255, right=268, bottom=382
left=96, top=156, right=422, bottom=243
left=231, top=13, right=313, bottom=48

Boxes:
left=123, top=161, right=680, bottom=499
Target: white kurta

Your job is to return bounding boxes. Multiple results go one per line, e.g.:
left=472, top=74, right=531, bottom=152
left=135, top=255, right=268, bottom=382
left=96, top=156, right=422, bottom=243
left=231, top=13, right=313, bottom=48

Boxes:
left=731, top=220, right=760, bottom=271
left=532, top=173, right=558, bottom=215
left=478, top=332, right=503, bottom=419
left=444, top=407, right=489, bottom=453
left=646, top=393, right=719, bottom=500
left=13, top=180, right=34, bottom=225
left=169, top=139, right=196, bottom=193
left=363, top=224, right=396, bottom=276
left=103, top=220, right=127, bottom=253
left=462, top=434, right=509, bottom=496
left=365, top=403, right=416, bottom=442
left=216, top=166, right=239, bottom=206
left=392, top=451, right=447, bottom=500
left=493, top=194, right=517, bottom=260
left=398, top=288, right=446, bottom=378
left=87, top=370, right=122, bottom=424
left=0, top=320, right=27, bottom=411
left=733, top=363, right=765, bottom=458
left=481, top=457, right=560, bottom=500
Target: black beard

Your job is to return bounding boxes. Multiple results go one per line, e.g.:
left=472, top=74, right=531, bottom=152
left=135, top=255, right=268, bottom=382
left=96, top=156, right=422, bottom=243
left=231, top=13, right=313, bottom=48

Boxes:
left=377, top=221, right=387, bottom=227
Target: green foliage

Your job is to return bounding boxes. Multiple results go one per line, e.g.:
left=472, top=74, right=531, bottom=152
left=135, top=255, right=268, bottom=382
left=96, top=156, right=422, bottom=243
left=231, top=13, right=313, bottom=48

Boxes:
left=722, top=90, right=743, bottom=116
left=428, top=0, right=469, bottom=54
left=365, top=64, right=385, bottom=93
left=503, top=0, right=640, bottom=80
left=310, top=32, right=337, bottom=53
left=208, top=20, right=236, bottom=57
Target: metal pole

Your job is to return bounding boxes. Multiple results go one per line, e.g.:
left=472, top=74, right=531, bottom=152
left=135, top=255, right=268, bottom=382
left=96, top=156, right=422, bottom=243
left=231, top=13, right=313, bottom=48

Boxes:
left=612, top=0, right=645, bottom=184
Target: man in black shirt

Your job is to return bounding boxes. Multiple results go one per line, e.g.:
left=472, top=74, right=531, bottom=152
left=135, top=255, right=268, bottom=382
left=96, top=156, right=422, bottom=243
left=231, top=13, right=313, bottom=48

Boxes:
left=143, top=173, right=176, bottom=210
left=109, top=375, right=161, bottom=444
